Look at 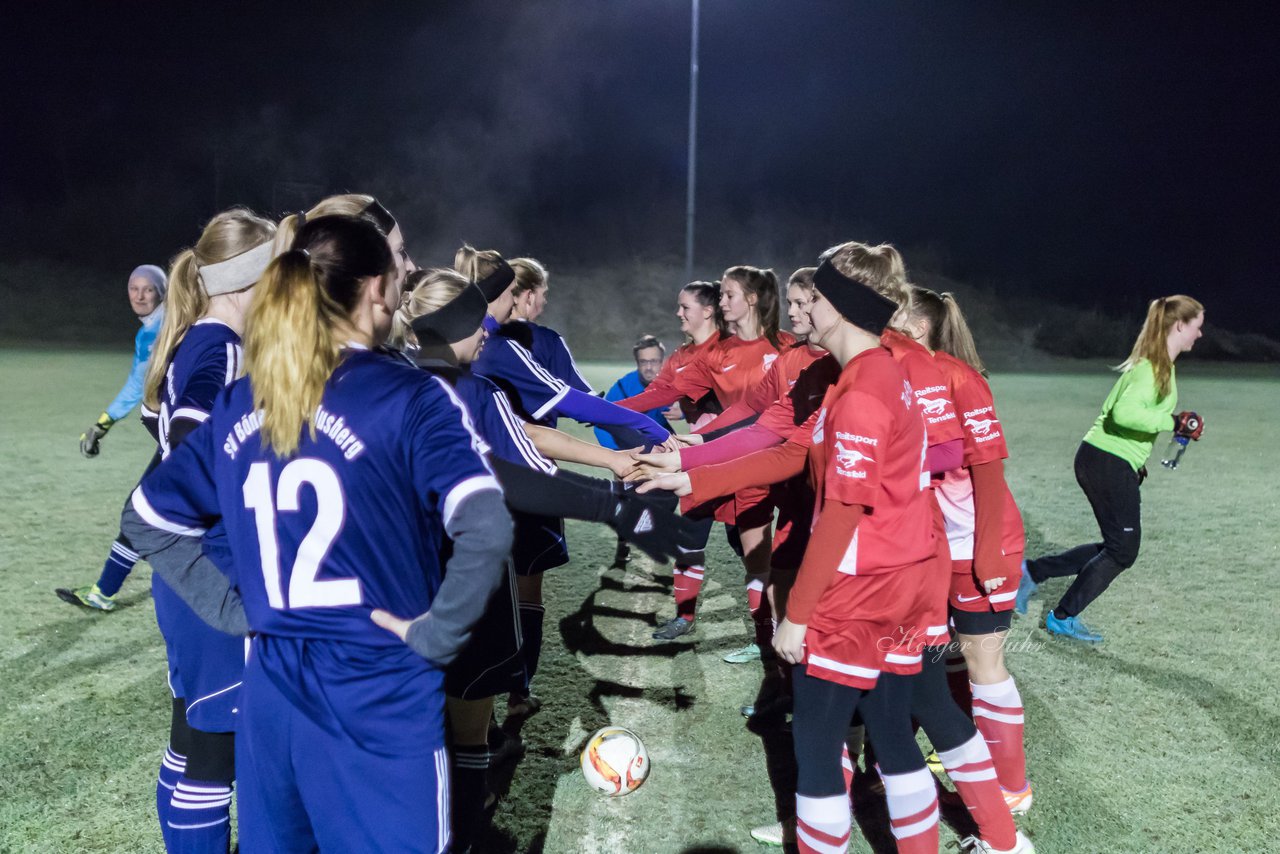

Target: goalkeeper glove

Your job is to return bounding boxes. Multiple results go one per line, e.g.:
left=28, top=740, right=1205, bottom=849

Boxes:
left=80, top=413, right=115, bottom=458
left=1173, top=411, right=1204, bottom=441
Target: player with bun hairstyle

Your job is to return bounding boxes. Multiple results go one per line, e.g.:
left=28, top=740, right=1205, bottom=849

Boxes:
left=57, top=264, right=168, bottom=612
left=392, top=268, right=697, bottom=847
left=459, top=245, right=676, bottom=715
left=774, top=246, right=941, bottom=854
left=1019, top=295, right=1205, bottom=641
left=620, top=266, right=795, bottom=654
left=122, top=213, right=513, bottom=853
left=125, top=207, right=277, bottom=852
left=502, top=256, right=594, bottom=398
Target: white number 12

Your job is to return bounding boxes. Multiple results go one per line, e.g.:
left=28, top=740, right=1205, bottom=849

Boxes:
left=242, top=459, right=361, bottom=609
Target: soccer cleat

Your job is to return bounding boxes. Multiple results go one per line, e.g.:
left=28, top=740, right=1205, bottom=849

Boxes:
left=506, top=693, right=542, bottom=718
left=1045, top=611, right=1103, bottom=643
left=925, top=750, right=944, bottom=775
left=748, top=821, right=792, bottom=847
left=954, top=830, right=1036, bottom=853
left=1001, top=783, right=1034, bottom=815
left=1013, top=560, right=1037, bottom=615
left=722, top=642, right=762, bottom=664
left=741, top=693, right=793, bottom=721
left=652, top=616, right=695, bottom=640
left=55, top=584, right=116, bottom=612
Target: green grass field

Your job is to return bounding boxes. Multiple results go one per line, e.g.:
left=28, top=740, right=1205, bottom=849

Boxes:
left=2, top=350, right=1277, bottom=853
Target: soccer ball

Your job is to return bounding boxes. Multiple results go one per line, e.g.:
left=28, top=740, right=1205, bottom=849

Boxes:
left=579, top=726, right=649, bottom=796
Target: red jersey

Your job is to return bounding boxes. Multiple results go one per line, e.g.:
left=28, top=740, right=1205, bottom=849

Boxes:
left=651, top=332, right=722, bottom=423
left=931, top=351, right=1025, bottom=560
left=805, top=346, right=934, bottom=584
left=881, top=329, right=963, bottom=450
left=619, top=331, right=795, bottom=414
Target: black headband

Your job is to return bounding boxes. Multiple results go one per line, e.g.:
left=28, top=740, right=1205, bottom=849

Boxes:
left=363, top=199, right=398, bottom=236
left=812, top=259, right=898, bottom=334
left=409, top=283, right=488, bottom=348
left=475, top=258, right=515, bottom=302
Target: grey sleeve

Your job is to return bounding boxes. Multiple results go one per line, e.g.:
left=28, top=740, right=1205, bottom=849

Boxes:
left=403, top=488, right=514, bottom=665
left=120, top=503, right=250, bottom=636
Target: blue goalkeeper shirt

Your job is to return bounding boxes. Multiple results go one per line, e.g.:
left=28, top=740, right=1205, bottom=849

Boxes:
left=105, top=306, right=164, bottom=422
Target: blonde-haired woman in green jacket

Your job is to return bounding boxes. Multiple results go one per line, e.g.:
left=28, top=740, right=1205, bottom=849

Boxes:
left=1017, top=295, right=1205, bottom=642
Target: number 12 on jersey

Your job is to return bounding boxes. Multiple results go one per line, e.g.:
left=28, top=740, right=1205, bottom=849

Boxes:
left=243, top=459, right=362, bottom=609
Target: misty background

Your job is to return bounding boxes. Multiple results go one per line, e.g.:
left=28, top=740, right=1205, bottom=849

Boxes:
left=2, top=1, right=1278, bottom=361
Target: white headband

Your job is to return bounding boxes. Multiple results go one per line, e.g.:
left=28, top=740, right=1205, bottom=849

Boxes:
left=198, top=240, right=275, bottom=296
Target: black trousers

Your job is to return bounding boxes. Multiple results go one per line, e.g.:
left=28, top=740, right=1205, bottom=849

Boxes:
left=1027, top=441, right=1142, bottom=617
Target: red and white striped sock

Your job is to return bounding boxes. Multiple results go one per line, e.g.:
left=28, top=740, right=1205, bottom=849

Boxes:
left=879, top=767, right=939, bottom=854
left=970, top=677, right=1027, bottom=791
left=795, top=793, right=851, bottom=854
left=937, top=732, right=1017, bottom=851
left=747, top=576, right=774, bottom=650
left=672, top=563, right=705, bottom=621
left=946, top=651, right=972, bottom=714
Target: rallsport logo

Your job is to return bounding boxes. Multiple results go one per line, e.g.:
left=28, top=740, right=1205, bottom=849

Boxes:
left=917, top=397, right=948, bottom=416
left=835, top=441, right=873, bottom=478
left=965, top=417, right=999, bottom=436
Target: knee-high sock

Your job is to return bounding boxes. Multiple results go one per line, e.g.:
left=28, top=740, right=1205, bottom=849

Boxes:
left=673, top=563, right=705, bottom=620
left=518, top=602, right=545, bottom=695
left=97, top=537, right=139, bottom=597
left=167, top=778, right=231, bottom=854
left=879, top=767, right=939, bottom=854
left=156, top=747, right=186, bottom=851
left=747, top=575, right=774, bottom=650
left=795, top=793, right=851, bottom=854
left=970, top=677, right=1027, bottom=791
left=945, top=651, right=972, bottom=715
left=937, top=732, right=1017, bottom=851
left=451, top=745, right=491, bottom=852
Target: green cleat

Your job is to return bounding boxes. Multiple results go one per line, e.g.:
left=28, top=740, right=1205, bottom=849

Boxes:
left=55, top=584, right=116, bottom=612
left=722, top=642, right=762, bottom=664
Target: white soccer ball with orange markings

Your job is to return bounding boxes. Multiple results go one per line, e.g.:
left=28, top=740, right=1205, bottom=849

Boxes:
left=579, top=726, right=650, bottom=796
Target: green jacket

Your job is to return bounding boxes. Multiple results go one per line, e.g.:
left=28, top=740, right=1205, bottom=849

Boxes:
left=1082, top=359, right=1177, bottom=471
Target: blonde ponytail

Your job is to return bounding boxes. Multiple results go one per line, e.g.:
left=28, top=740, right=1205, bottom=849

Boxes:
left=245, top=214, right=393, bottom=458
left=142, top=207, right=276, bottom=409
left=143, top=249, right=207, bottom=409
left=937, top=292, right=987, bottom=376
left=245, top=251, right=343, bottom=457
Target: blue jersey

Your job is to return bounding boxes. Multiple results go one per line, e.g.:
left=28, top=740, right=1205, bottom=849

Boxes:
left=135, top=348, right=497, bottom=645
left=134, top=349, right=498, bottom=751
left=105, top=306, right=164, bottom=422
left=594, top=370, right=674, bottom=450
left=158, top=318, right=243, bottom=459
left=420, top=362, right=555, bottom=474
left=151, top=317, right=245, bottom=729
left=474, top=316, right=570, bottom=425
left=522, top=321, right=593, bottom=393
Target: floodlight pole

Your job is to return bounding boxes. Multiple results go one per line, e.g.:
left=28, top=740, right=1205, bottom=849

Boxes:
left=684, top=0, right=700, bottom=284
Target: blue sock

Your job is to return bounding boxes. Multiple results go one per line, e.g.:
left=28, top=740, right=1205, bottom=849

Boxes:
left=156, top=747, right=186, bottom=851
left=96, top=537, right=139, bottom=597
left=167, top=778, right=232, bottom=854
left=518, top=602, right=545, bottom=695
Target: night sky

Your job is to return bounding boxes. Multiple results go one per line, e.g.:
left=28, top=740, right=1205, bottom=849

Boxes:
left=3, top=1, right=1278, bottom=337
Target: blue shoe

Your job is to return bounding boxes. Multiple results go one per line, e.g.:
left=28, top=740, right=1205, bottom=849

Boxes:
left=1045, top=611, right=1103, bottom=643
left=1013, top=560, right=1037, bottom=615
